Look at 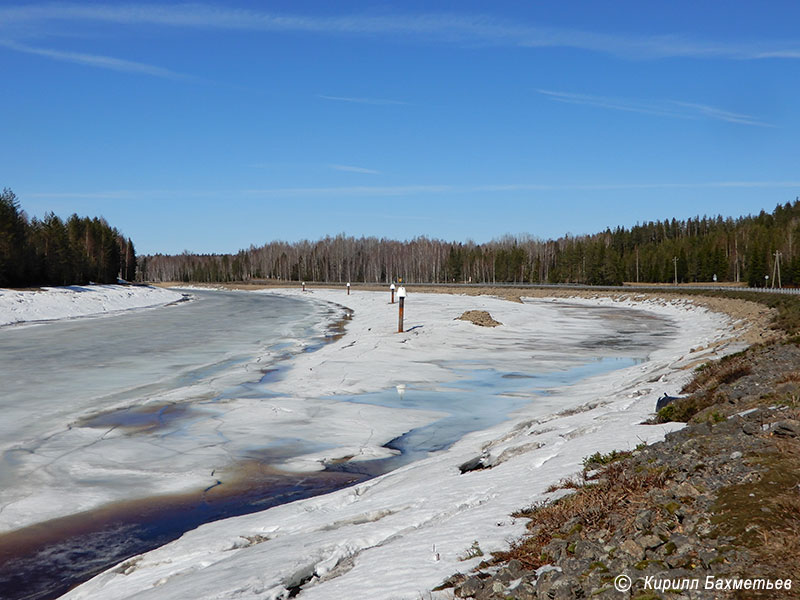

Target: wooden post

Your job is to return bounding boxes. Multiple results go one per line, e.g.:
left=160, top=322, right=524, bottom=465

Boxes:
left=397, top=286, right=406, bottom=332
left=673, top=257, right=678, bottom=286
left=390, top=283, right=396, bottom=304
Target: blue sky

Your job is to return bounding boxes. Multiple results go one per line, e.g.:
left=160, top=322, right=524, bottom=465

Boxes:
left=2, top=1, right=800, bottom=254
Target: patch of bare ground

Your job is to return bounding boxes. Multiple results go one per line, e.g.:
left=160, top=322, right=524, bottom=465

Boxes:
left=711, top=437, right=800, bottom=598
left=456, top=310, right=502, bottom=327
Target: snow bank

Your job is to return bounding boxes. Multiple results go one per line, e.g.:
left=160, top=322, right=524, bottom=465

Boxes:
left=63, top=289, right=741, bottom=600
left=0, top=285, right=184, bottom=327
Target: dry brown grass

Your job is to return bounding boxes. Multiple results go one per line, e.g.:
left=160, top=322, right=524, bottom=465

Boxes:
left=654, top=349, right=756, bottom=423
left=494, top=462, right=670, bottom=569
left=682, top=351, right=753, bottom=394
left=777, top=371, right=800, bottom=384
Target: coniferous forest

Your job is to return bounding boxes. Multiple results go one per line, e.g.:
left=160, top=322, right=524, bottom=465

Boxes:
left=3, top=187, right=800, bottom=289
left=140, top=199, right=800, bottom=288
left=0, top=188, right=136, bottom=288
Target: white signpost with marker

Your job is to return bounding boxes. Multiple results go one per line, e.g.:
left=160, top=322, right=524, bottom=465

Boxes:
left=397, top=286, right=407, bottom=333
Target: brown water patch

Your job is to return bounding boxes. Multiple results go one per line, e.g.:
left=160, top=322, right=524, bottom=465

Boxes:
left=0, top=461, right=367, bottom=600
left=77, top=402, right=203, bottom=433
left=325, top=304, right=353, bottom=343
left=164, top=293, right=192, bottom=307
left=260, top=367, right=284, bottom=382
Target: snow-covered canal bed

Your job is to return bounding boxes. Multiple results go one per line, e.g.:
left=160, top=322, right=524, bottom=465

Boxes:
left=0, top=284, right=184, bottom=327
left=0, top=287, right=738, bottom=600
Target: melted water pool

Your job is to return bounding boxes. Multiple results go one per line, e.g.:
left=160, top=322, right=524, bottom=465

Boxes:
left=332, top=357, right=640, bottom=470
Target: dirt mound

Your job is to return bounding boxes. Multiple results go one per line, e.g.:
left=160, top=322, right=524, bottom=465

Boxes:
left=456, top=310, right=502, bottom=327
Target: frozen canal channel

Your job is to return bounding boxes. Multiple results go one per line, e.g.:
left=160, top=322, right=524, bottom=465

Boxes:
left=0, top=289, right=683, bottom=599
left=0, top=290, right=346, bottom=599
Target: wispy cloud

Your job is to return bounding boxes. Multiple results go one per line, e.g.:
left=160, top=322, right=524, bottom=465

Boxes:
left=241, top=185, right=453, bottom=197
left=340, top=211, right=438, bottom=222
left=247, top=162, right=382, bottom=174
left=328, top=164, right=380, bottom=175
left=26, top=189, right=219, bottom=200
left=0, top=39, right=191, bottom=79
left=318, top=95, right=407, bottom=106
left=469, top=181, right=800, bottom=192
left=537, top=89, right=690, bottom=119
left=537, top=89, right=773, bottom=127
left=2, top=4, right=800, bottom=61
left=26, top=180, right=800, bottom=202
left=669, top=101, right=771, bottom=127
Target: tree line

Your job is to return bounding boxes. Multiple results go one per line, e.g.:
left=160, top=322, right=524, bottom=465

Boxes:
left=139, top=199, right=800, bottom=288
left=0, top=188, right=136, bottom=288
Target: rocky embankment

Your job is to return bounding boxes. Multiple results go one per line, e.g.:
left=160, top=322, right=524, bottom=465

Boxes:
left=446, top=341, right=800, bottom=600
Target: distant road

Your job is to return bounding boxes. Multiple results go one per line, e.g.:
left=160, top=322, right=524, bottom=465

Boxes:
left=243, top=280, right=800, bottom=296
left=407, top=282, right=800, bottom=295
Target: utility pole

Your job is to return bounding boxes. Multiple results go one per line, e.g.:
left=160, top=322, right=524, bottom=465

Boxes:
left=673, top=256, right=678, bottom=286
left=772, top=251, right=782, bottom=289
